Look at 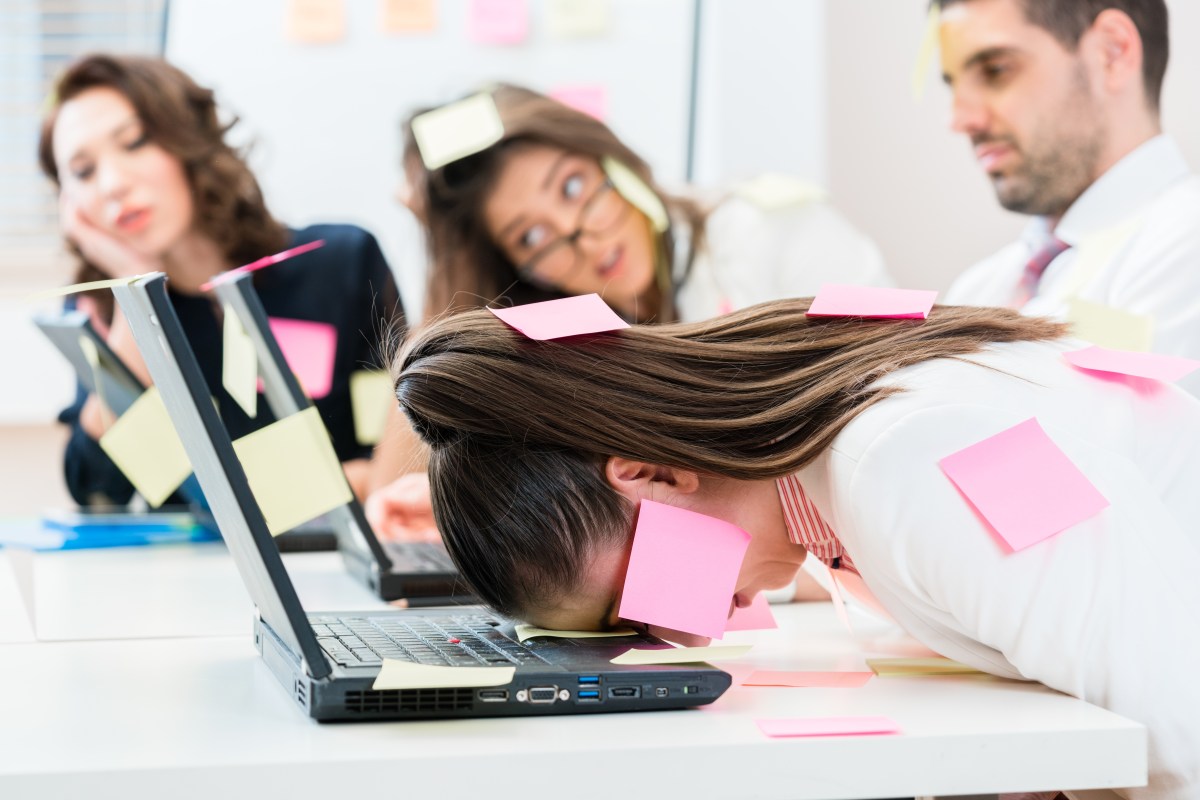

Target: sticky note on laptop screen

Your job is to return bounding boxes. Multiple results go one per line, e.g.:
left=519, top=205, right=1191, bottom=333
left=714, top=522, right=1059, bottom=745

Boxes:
left=1067, top=298, right=1154, bottom=352
left=268, top=317, right=337, bottom=400
left=489, top=294, right=628, bottom=339
left=807, top=284, right=938, bottom=319
left=617, top=500, right=751, bottom=640
left=222, top=305, right=258, bottom=418
left=231, top=406, right=353, bottom=536
left=98, top=385, right=193, bottom=508
left=411, top=92, right=505, bottom=170
left=938, top=417, right=1108, bottom=552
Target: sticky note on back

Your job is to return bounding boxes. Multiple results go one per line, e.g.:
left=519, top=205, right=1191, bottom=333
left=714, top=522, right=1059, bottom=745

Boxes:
left=1063, top=345, right=1200, bottom=384
left=231, top=406, right=352, bottom=536
left=98, top=386, right=192, bottom=508
left=1067, top=298, right=1154, bottom=352
left=269, top=317, right=337, bottom=400
left=617, top=500, right=751, bottom=640
left=349, top=370, right=394, bottom=446
left=373, top=660, right=514, bottom=690
left=411, top=93, right=505, bottom=170
left=489, top=294, right=628, bottom=340
left=222, top=305, right=258, bottom=418
left=938, top=417, right=1108, bottom=552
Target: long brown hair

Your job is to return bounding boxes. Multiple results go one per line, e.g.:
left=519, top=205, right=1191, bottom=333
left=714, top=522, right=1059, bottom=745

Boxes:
left=402, top=83, right=706, bottom=323
left=39, top=53, right=287, bottom=321
left=394, top=300, right=1067, bottom=617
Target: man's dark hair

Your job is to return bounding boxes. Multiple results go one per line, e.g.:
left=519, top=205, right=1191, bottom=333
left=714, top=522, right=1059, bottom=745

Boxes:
left=936, top=0, right=1169, bottom=111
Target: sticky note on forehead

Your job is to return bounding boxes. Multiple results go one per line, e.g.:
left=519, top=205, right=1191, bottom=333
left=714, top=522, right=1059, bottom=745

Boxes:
left=618, top=500, right=751, bottom=641
left=939, top=417, right=1109, bottom=552
left=807, top=284, right=938, bottom=319
left=411, top=93, right=505, bottom=170
left=489, top=294, right=628, bottom=339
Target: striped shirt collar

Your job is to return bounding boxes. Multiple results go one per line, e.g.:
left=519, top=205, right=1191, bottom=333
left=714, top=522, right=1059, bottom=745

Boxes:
left=775, top=472, right=857, bottom=574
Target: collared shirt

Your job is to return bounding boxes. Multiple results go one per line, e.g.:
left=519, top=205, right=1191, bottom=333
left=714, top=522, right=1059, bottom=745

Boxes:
left=946, top=135, right=1200, bottom=396
left=775, top=472, right=858, bottom=575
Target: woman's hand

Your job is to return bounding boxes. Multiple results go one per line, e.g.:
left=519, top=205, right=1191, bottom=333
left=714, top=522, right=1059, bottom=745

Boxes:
left=60, top=189, right=159, bottom=279
left=364, top=472, right=441, bottom=543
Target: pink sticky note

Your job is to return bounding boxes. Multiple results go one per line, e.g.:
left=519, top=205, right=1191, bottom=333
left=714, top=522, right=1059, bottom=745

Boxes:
left=201, top=240, right=325, bottom=291
left=549, top=85, right=608, bottom=120
left=757, top=716, right=901, bottom=738
left=468, top=0, right=527, bottom=44
left=724, top=592, right=778, bottom=632
left=939, top=418, right=1109, bottom=552
left=269, top=318, right=338, bottom=400
left=807, top=284, right=937, bottom=319
left=743, top=670, right=874, bottom=688
left=618, top=500, right=751, bottom=641
left=1064, top=345, right=1200, bottom=383
left=489, top=294, right=628, bottom=340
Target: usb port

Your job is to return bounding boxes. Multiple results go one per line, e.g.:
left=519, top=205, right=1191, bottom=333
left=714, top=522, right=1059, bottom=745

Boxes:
left=608, top=686, right=640, bottom=699
left=577, top=675, right=600, bottom=685
left=478, top=690, right=508, bottom=702
left=577, top=690, right=600, bottom=701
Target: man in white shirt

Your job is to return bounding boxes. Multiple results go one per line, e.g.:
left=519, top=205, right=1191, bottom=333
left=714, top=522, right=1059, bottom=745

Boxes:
left=938, top=0, right=1200, bottom=396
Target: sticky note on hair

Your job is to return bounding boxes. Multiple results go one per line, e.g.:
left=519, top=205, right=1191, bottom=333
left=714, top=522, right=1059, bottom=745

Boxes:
left=373, top=660, right=514, bottom=690
left=866, top=657, right=983, bottom=677
left=546, top=0, right=611, bottom=38
left=231, top=406, right=353, bottom=536
left=411, top=92, right=505, bottom=170
left=549, top=84, right=608, bottom=121
left=808, top=284, right=938, bottom=319
left=1067, top=298, right=1154, bottom=352
left=98, top=386, right=192, bottom=508
left=350, top=370, right=394, bottom=446
left=618, top=500, right=751, bottom=640
left=222, top=305, right=258, bottom=418
left=757, top=716, right=901, bottom=738
left=489, top=294, right=628, bottom=339
left=734, top=174, right=826, bottom=211
left=381, top=0, right=436, bottom=33
left=602, top=156, right=669, bottom=232
left=468, top=0, right=528, bottom=44
left=724, top=592, right=777, bottom=633
left=514, top=624, right=636, bottom=643
left=1064, top=345, right=1200, bottom=384
left=939, top=417, right=1108, bottom=552
left=268, top=317, right=337, bottom=400
left=742, top=670, right=873, bottom=688
left=610, top=644, right=751, bottom=665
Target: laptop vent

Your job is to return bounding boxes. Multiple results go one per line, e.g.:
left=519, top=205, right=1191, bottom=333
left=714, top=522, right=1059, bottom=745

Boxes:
left=344, top=688, right=474, bottom=714
left=295, top=680, right=308, bottom=707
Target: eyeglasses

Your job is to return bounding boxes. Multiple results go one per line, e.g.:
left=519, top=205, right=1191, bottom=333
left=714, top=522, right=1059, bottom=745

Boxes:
left=515, top=178, right=628, bottom=285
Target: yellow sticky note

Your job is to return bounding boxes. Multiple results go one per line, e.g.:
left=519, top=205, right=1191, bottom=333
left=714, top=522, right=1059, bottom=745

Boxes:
left=514, top=623, right=636, bottom=643
left=1067, top=298, right=1154, bottom=352
left=77, top=334, right=114, bottom=427
left=734, top=174, right=827, bottom=211
left=545, top=0, right=611, bottom=38
left=381, top=0, right=436, bottom=32
left=373, top=660, right=515, bottom=690
left=25, top=275, right=141, bottom=302
left=231, top=406, right=353, bottom=536
left=602, top=157, right=668, bottom=233
left=866, top=657, right=983, bottom=676
left=222, top=305, right=258, bottom=419
left=286, top=0, right=346, bottom=43
left=98, top=386, right=192, bottom=508
left=911, top=4, right=940, bottom=100
left=610, top=644, right=751, bottom=665
left=411, top=93, right=505, bottom=171
left=349, top=370, right=393, bottom=446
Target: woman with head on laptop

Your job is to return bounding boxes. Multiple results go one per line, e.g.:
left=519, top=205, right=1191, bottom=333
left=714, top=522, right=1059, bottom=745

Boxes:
left=40, top=54, right=404, bottom=506
left=393, top=299, right=1200, bottom=798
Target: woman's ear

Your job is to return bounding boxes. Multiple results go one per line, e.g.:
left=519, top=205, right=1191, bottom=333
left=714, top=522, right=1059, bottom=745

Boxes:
left=604, top=457, right=701, bottom=503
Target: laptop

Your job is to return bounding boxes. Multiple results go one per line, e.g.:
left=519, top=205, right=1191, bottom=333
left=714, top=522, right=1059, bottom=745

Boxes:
left=209, top=271, right=475, bottom=606
left=34, top=310, right=335, bottom=553
left=112, top=273, right=732, bottom=720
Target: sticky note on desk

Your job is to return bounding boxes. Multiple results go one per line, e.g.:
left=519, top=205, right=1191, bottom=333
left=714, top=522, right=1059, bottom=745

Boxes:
left=757, top=716, right=901, bottom=738
left=349, top=370, right=393, bottom=446
left=490, top=294, right=628, bottom=340
left=866, top=657, right=983, bottom=677
left=611, top=644, right=751, bottom=665
left=546, top=0, right=611, bottom=38
left=373, top=660, right=514, bottom=690
left=468, top=0, right=528, bottom=44
left=617, top=500, right=751, bottom=641
left=411, top=93, right=505, bottom=171
left=724, top=592, right=777, bottom=633
left=807, top=284, right=937, bottom=319
left=98, top=386, right=192, bottom=508
left=514, top=624, right=636, bottom=643
left=1067, top=298, right=1153, bottom=352
left=1063, top=345, right=1200, bottom=384
left=222, top=305, right=258, bottom=418
left=231, top=406, right=352, bottom=536
left=269, top=317, right=337, bottom=400
left=939, top=417, right=1108, bottom=552
left=743, top=671, right=874, bottom=688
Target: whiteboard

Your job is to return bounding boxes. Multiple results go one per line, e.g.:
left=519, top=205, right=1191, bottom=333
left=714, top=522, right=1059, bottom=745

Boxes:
left=165, top=0, right=698, bottom=319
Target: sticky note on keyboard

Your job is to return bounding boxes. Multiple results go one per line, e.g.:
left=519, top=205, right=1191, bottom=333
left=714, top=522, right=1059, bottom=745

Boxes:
left=866, top=657, right=983, bottom=677
left=514, top=624, right=636, bottom=643
left=99, top=386, right=192, bottom=508
left=269, top=317, right=337, bottom=400
left=490, top=294, right=628, bottom=340
left=232, top=406, right=353, bottom=536
left=808, top=284, right=937, bottom=319
left=757, top=716, right=901, bottom=738
left=1063, top=345, right=1199, bottom=383
left=350, top=370, right=393, bottom=446
left=610, top=644, right=751, bottom=665
left=373, top=660, right=514, bottom=690
left=743, top=670, right=873, bottom=688
left=618, top=500, right=751, bottom=640
left=939, top=417, right=1109, bottom=552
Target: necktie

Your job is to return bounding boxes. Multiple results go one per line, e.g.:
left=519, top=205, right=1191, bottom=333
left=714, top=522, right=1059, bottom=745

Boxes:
left=1011, top=238, right=1070, bottom=309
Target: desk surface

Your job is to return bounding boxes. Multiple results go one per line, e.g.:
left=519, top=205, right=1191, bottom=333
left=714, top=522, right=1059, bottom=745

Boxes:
left=0, top=546, right=1146, bottom=800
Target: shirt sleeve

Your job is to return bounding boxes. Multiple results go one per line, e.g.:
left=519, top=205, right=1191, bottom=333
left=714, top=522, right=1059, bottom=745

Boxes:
left=837, top=404, right=1200, bottom=799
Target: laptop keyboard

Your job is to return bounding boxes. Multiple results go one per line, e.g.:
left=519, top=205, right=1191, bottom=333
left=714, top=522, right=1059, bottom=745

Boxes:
left=309, top=614, right=547, bottom=668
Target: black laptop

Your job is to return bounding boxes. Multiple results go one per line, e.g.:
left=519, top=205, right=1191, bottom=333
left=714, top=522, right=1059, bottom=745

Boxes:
left=112, top=272, right=731, bottom=721
left=209, top=271, right=474, bottom=606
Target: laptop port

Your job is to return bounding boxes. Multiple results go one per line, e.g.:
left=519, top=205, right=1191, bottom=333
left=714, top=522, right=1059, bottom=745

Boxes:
left=577, top=690, right=601, bottom=702
left=528, top=686, right=559, bottom=704
left=655, top=687, right=669, bottom=698
left=608, top=686, right=640, bottom=699
left=478, top=690, right=508, bottom=702
left=577, top=675, right=600, bottom=685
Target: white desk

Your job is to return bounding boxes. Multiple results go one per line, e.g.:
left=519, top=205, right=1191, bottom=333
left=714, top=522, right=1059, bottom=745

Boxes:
left=0, top=547, right=1146, bottom=800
